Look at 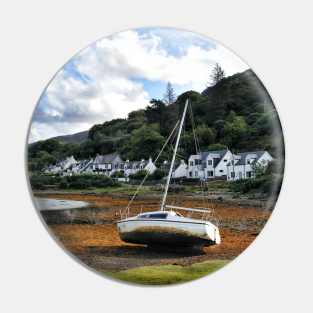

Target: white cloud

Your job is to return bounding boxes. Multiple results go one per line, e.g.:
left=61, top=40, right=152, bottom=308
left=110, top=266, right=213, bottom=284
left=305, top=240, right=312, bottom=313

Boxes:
left=29, top=28, right=249, bottom=142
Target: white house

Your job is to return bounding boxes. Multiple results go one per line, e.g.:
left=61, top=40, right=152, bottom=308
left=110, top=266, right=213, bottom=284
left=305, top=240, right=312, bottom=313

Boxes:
left=172, top=160, right=188, bottom=179
left=188, top=149, right=233, bottom=180
left=90, top=152, right=123, bottom=175
left=144, top=158, right=157, bottom=175
left=44, top=155, right=77, bottom=175
left=78, top=153, right=156, bottom=177
left=69, top=159, right=94, bottom=175
left=123, top=158, right=157, bottom=177
left=226, top=151, right=273, bottom=181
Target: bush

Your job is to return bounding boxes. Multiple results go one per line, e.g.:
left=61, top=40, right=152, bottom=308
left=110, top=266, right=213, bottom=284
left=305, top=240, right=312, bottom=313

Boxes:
left=149, top=169, right=166, bottom=180
left=230, top=178, right=264, bottom=193
left=129, top=170, right=148, bottom=180
left=29, top=173, right=119, bottom=190
left=168, top=184, right=185, bottom=193
left=229, top=173, right=283, bottom=196
left=29, top=174, right=59, bottom=190
left=59, top=177, right=69, bottom=189
left=171, top=177, right=200, bottom=184
left=111, top=171, right=125, bottom=178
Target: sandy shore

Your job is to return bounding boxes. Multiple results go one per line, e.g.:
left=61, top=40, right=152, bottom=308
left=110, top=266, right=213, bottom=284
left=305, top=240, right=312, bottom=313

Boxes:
left=35, top=192, right=271, bottom=273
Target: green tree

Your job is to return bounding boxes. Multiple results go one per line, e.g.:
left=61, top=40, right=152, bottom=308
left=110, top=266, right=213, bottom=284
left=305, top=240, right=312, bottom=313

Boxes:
left=196, top=125, right=216, bottom=147
left=129, top=170, right=148, bottom=180
left=210, top=63, right=225, bottom=86
left=163, top=82, right=176, bottom=105
left=206, top=143, right=227, bottom=151
left=145, top=99, right=168, bottom=135
left=127, top=109, right=146, bottom=133
left=150, top=168, right=166, bottom=180
left=223, top=111, right=248, bottom=148
left=128, top=126, right=165, bottom=160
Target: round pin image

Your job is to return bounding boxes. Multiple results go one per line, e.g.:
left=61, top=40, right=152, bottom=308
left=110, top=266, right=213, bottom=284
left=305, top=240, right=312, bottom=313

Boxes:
left=27, top=27, right=284, bottom=285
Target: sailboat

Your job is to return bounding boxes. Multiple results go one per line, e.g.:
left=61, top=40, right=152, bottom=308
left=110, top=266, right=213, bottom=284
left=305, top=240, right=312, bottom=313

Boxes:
left=117, top=99, right=221, bottom=248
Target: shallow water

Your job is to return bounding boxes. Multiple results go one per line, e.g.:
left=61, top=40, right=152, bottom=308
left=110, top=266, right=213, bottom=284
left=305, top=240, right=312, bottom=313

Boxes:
left=34, top=197, right=89, bottom=211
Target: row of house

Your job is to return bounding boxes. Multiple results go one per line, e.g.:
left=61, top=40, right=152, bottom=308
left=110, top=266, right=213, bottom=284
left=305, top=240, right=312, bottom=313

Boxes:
left=187, top=149, right=273, bottom=181
left=43, top=149, right=273, bottom=181
left=44, top=152, right=157, bottom=178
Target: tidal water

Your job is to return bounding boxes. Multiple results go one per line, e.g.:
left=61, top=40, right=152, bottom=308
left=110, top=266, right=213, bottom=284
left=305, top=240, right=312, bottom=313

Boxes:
left=34, top=197, right=89, bottom=211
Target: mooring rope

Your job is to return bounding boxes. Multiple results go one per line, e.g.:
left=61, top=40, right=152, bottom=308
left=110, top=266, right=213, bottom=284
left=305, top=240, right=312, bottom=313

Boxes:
left=124, top=120, right=180, bottom=217
left=189, top=101, right=215, bottom=220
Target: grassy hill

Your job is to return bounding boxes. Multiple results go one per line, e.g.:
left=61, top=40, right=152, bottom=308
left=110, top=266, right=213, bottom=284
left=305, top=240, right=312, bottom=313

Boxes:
left=28, top=69, right=284, bottom=172
left=51, top=130, right=89, bottom=144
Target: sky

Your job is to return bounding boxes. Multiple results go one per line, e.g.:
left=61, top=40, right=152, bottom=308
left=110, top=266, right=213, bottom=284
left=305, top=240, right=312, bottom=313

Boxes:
left=29, top=27, right=249, bottom=143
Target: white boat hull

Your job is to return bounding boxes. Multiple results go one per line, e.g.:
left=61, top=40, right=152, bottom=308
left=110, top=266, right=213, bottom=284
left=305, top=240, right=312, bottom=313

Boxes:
left=117, top=218, right=221, bottom=247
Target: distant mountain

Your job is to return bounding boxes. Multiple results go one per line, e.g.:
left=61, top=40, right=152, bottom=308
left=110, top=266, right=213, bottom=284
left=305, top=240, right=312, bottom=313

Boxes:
left=52, top=130, right=89, bottom=144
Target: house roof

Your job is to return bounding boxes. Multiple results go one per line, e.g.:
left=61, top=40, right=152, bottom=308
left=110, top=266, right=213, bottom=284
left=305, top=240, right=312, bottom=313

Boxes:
left=160, top=160, right=185, bottom=171
left=199, top=149, right=228, bottom=168
left=127, top=160, right=148, bottom=168
left=94, top=152, right=121, bottom=164
left=227, top=151, right=266, bottom=166
left=76, top=159, right=91, bottom=169
left=200, top=149, right=228, bottom=162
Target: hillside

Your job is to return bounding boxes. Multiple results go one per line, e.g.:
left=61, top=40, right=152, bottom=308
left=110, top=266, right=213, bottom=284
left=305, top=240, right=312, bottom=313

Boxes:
left=28, top=69, right=284, bottom=172
left=52, top=130, right=89, bottom=144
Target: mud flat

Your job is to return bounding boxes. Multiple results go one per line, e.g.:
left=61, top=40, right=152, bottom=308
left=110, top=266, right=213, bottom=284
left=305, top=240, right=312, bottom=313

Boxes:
left=35, top=192, right=271, bottom=281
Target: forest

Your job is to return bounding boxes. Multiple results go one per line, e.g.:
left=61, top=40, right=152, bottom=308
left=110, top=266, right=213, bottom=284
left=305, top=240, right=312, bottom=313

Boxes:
left=28, top=68, right=285, bottom=173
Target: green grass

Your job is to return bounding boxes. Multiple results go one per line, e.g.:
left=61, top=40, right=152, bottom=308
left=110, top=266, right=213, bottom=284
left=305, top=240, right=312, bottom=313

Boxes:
left=183, top=181, right=231, bottom=193
left=46, top=184, right=154, bottom=195
left=92, top=184, right=153, bottom=195
left=105, top=260, right=229, bottom=285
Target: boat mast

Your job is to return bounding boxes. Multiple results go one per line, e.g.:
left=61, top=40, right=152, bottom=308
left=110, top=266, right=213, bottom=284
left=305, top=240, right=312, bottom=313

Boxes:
left=160, top=99, right=189, bottom=211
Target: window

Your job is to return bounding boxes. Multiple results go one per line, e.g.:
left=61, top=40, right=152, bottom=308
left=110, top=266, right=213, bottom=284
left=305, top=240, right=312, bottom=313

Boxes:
left=224, top=159, right=227, bottom=162
left=208, top=160, right=213, bottom=166
left=231, top=172, right=235, bottom=178
left=149, top=213, right=168, bottom=219
left=246, top=171, right=252, bottom=178
left=189, top=171, right=192, bottom=177
left=207, top=171, right=213, bottom=177
left=195, top=159, right=201, bottom=165
left=189, top=161, right=194, bottom=166
left=219, top=169, right=223, bottom=173
left=195, top=171, right=198, bottom=177
left=140, top=213, right=167, bottom=219
left=115, top=164, right=118, bottom=169
left=140, top=214, right=149, bottom=218
left=247, top=158, right=255, bottom=165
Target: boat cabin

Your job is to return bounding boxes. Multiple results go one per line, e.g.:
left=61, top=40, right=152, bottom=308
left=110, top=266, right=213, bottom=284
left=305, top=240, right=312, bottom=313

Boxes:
left=137, top=211, right=181, bottom=219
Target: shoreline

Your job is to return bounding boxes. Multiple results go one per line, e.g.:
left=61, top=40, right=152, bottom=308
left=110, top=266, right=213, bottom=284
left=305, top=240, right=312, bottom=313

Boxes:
left=36, top=192, right=271, bottom=276
left=34, top=188, right=273, bottom=210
